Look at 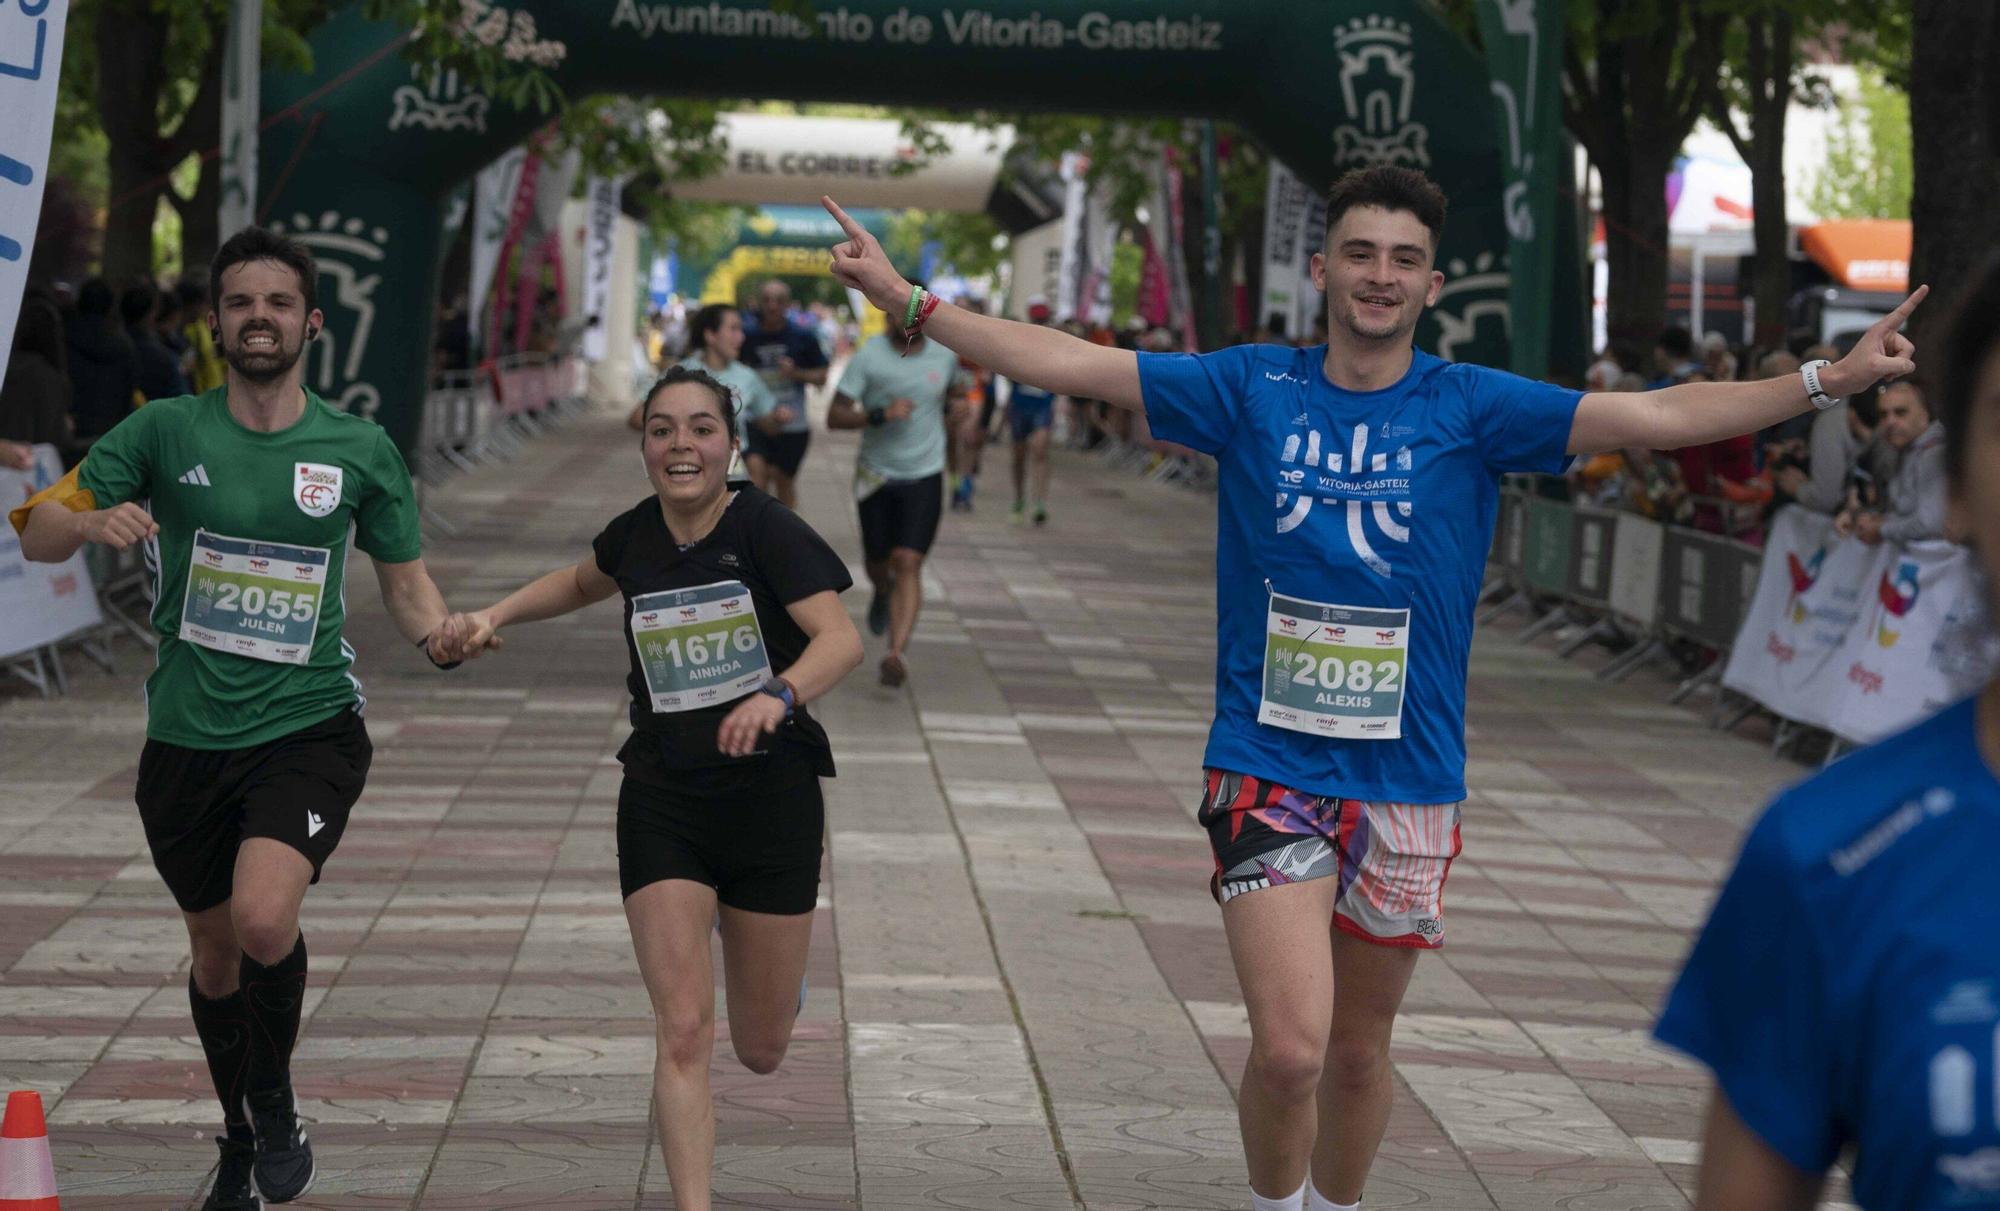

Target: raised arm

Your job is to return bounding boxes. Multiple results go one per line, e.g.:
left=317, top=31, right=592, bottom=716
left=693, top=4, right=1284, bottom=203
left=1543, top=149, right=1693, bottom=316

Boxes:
left=1566, top=287, right=1925, bottom=456
left=822, top=196, right=1142, bottom=412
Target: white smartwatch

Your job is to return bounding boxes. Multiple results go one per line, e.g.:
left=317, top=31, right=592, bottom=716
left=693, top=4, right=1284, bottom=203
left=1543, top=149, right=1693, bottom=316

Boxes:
left=1800, top=359, right=1839, bottom=411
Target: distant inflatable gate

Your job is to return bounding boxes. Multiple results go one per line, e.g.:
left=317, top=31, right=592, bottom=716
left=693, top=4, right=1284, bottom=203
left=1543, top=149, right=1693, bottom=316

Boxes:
left=261, top=0, right=1535, bottom=457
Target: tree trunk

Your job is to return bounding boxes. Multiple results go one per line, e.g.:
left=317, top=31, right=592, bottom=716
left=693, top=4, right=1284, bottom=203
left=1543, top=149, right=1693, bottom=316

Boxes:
left=1909, top=0, right=2000, bottom=351
left=95, top=0, right=172, bottom=283
left=1564, top=0, right=1723, bottom=352
left=1747, top=13, right=1792, bottom=351
left=1601, top=146, right=1674, bottom=348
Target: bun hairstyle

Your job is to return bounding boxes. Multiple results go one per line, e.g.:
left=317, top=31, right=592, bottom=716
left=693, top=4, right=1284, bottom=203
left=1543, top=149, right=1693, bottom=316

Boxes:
left=641, top=365, right=740, bottom=434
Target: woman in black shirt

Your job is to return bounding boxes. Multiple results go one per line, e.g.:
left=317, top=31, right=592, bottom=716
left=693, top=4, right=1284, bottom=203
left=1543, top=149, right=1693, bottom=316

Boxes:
left=438, top=366, right=862, bottom=1211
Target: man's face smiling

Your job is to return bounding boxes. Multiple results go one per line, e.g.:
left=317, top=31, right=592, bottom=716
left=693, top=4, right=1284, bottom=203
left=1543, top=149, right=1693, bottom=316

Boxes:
left=1312, top=206, right=1444, bottom=344
left=213, top=258, right=322, bottom=384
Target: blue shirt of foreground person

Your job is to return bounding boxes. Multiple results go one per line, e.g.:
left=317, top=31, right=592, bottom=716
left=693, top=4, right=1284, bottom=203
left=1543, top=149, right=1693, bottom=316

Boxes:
left=1657, top=258, right=2000, bottom=1211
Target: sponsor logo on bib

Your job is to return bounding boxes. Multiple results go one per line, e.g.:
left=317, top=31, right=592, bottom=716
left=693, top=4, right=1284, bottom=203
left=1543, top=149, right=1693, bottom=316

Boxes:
left=295, top=463, right=344, bottom=518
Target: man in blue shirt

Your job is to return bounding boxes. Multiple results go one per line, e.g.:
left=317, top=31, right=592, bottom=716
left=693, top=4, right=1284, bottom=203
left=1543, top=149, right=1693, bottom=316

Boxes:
left=1655, top=265, right=1981, bottom=1211
left=738, top=279, right=829, bottom=510
left=820, top=167, right=1921, bottom=1211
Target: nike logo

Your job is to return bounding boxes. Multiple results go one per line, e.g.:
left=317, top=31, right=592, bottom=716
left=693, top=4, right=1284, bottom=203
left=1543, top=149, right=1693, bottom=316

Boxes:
left=306, top=811, right=325, bottom=838
left=179, top=464, right=211, bottom=487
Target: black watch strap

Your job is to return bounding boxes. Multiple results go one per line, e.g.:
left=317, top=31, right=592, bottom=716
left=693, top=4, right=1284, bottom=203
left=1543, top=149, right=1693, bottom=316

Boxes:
left=416, top=634, right=462, bottom=671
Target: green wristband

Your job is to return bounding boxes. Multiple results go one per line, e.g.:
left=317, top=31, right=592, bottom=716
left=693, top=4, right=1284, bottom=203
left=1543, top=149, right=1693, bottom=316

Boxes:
left=903, top=285, right=924, bottom=331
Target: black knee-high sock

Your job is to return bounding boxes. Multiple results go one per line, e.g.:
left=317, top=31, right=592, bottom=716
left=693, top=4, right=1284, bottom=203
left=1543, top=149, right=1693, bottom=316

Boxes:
left=240, top=933, right=308, bottom=1094
left=188, top=978, right=255, bottom=1141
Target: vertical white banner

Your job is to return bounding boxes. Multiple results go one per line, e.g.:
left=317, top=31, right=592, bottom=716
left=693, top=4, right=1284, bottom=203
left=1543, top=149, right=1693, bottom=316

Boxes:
left=0, top=0, right=71, bottom=386
left=581, top=175, right=621, bottom=362
left=1260, top=161, right=1312, bottom=341
left=1054, top=150, right=1088, bottom=322
left=1081, top=181, right=1116, bottom=326
left=217, top=0, right=260, bottom=238
left=1291, top=188, right=1326, bottom=342
left=469, top=146, right=528, bottom=351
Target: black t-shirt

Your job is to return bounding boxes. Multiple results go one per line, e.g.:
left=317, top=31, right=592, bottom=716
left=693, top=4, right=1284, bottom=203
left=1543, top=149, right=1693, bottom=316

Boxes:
left=592, top=488, right=853, bottom=787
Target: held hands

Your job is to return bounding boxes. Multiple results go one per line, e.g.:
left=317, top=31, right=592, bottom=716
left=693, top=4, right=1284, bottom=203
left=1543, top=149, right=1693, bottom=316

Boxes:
left=822, top=195, right=911, bottom=315
left=717, top=691, right=788, bottom=757
left=430, top=610, right=503, bottom=664
left=1827, top=285, right=1926, bottom=397
left=81, top=503, right=160, bottom=550
left=884, top=397, right=916, bottom=423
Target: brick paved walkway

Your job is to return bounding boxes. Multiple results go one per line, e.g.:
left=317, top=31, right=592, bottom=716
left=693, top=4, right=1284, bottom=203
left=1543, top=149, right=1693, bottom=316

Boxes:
left=0, top=403, right=1847, bottom=1208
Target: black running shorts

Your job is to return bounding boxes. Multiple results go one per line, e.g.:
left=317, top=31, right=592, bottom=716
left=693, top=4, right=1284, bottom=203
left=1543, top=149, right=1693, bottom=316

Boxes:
left=747, top=429, right=811, bottom=478
left=616, top=759, right=824, bottom=914
left=135, top=706, right=372, bottom=913
left=857, top=472, right=944, bottom=562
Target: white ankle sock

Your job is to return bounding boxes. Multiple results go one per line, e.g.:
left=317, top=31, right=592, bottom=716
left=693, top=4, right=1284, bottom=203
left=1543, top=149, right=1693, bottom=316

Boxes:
left=1249, top=1179, right=1308, bottom=1211
left=1306, top=1186, right=1358, bottom=1211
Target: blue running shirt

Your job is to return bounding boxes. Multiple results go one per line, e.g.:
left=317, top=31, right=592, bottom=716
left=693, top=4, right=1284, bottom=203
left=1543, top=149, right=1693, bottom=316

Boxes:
left=1138, top=344, right=1580, bottom=802
left=1657, top=697, right=2000, bottom=1210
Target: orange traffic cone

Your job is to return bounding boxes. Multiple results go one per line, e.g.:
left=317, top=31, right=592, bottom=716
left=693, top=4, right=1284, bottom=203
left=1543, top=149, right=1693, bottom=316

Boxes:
left=0, top=1091, right=59, bottom=1210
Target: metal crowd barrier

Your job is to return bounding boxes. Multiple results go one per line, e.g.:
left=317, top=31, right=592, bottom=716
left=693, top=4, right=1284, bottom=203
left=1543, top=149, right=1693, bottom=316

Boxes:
left=413, top=352, right=589, bottom=538
left=1482, top=477, right=1768, bottom=730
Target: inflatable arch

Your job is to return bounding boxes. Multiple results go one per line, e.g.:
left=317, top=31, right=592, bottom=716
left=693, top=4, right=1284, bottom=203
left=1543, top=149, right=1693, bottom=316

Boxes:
left=261, top=0, right=1522, bottom=455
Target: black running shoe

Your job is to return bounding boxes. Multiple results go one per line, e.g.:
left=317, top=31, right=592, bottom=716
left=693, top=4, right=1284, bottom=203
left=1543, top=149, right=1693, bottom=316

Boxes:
left=202, top=1136, right=262, bottom=1210
left=243, top=1086, right=315, bottom=1203
left=867, top=588, right=890, bottom=636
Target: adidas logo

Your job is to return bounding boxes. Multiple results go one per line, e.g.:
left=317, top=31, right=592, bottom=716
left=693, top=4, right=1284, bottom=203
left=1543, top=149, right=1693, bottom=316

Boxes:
left=179, top=465, right=212, bottom=487
left=306, top=811, right=326, bottom=838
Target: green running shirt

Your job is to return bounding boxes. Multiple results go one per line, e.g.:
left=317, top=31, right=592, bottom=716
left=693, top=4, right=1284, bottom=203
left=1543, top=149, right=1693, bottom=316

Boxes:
left=77, top=390, right=422, bottom=749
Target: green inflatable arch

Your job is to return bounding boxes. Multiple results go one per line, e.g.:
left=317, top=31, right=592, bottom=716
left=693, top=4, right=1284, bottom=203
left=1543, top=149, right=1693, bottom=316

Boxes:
left=261, top=0, right=1525, bottom=456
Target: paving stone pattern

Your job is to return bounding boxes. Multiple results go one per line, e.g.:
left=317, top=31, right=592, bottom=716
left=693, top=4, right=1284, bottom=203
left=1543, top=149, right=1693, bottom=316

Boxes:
left=0, top=405, right=1856, bottom=1208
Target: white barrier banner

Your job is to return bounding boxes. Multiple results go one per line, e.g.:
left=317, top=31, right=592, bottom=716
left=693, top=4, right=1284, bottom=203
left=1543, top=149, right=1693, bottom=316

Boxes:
left=0, top=444, right=102, bottom=659
left=1723, top=506, right=1987, bottom=742
left=0, top=0, right=72, bottom=386
left=1828, top=540, right=1990, bottom=744
left=1608, top=513, right=1664, bottom=626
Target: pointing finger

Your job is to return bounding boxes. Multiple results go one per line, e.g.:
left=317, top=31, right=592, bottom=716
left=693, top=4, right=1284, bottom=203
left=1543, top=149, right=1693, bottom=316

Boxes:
left=820, top=195, right=868, bottom=243
left=1884, top=283, right=1928, bottom=326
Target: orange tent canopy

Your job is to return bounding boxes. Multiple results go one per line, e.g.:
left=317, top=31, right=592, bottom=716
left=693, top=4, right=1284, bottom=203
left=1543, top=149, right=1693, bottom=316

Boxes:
left=1799, top=219, right=1910, bottom=292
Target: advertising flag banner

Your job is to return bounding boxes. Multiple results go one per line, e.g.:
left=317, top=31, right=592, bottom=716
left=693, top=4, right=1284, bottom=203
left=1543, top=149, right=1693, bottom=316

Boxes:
left=0, top=0, right=71, bottom=384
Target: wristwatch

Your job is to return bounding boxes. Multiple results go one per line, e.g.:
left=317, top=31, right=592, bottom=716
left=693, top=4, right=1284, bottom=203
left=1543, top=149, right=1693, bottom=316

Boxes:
left=865, top=409, right=887, bottom=427
left=759, top=675, right=796, bottom=718
left=1800, top=359, right=1839, bottom=411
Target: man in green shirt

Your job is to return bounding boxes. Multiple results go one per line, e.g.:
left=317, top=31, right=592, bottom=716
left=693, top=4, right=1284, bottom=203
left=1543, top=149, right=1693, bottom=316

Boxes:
left=11, top=227, right=458, bottom=1210
left=826, top=314, right=966, bottom=687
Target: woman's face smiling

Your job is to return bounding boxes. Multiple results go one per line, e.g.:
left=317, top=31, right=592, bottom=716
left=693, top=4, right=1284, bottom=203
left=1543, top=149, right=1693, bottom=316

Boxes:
left=642, top=382, right=735, bottom=507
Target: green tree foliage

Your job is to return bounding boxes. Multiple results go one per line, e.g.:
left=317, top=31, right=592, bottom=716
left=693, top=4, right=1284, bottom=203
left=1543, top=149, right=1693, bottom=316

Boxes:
left=886, top=209, right=1006, bottom=281
left=1807, top=68, right=1912, bottom=219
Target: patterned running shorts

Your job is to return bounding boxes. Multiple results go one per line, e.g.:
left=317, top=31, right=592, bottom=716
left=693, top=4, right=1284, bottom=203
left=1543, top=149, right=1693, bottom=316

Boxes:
left=1199, top=767, right=1463, bottom=949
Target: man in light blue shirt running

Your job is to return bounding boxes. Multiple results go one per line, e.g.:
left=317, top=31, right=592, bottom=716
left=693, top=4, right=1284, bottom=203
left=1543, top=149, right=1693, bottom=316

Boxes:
left=827, top=318, right=966, bottom=688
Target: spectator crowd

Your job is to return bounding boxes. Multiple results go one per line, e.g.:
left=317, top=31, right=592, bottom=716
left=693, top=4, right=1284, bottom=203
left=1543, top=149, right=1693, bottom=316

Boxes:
left=1, top=276, right=228, bottom=471
left=1568, top=325, right=1946, bottom=549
